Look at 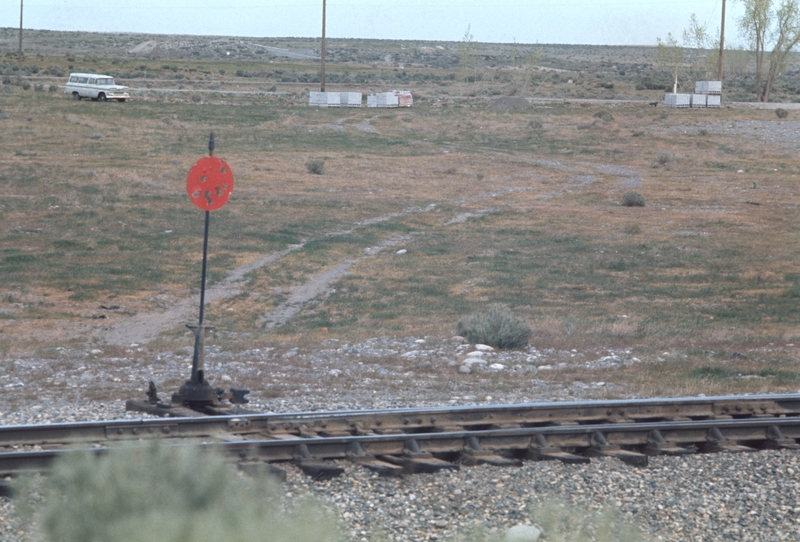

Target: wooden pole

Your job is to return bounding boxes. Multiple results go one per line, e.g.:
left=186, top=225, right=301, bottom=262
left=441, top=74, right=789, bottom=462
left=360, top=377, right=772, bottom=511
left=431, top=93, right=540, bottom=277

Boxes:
left=320, top=0, right=326, bottom=92
left=18, top=0, right=23, bottom=65
left=718, top=0, right=726, bottom=81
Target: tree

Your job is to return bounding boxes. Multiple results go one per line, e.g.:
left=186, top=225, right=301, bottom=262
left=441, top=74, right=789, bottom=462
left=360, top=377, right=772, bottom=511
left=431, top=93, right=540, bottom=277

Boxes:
left=739, top=0, right=800, bottom=101
left=459, top=25, right=478, bottom=87
left=657, top=33, right=684, bottom=93
left=683, top=13, right=711, bottom=86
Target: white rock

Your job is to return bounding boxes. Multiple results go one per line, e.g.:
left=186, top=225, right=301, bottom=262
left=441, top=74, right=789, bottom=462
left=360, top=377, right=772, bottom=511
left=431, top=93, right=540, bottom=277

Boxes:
left=474, top=344, right=495, bottom=352
left=458, top=365, right=471, bottom=374
left=221, top=374, right=232, bottom=382
left=415, top=339, right=426, bottom=343
left=489, top=363, right=506, bottom=370
left=464, top=358, right=487, bottom=365
left=328, top=369, right=342, bottom=377
left=396, top=249, right=407, bottom=254
left=465, top=351, right=485, bottom=358
left=504, top=525, right=541, bottom=542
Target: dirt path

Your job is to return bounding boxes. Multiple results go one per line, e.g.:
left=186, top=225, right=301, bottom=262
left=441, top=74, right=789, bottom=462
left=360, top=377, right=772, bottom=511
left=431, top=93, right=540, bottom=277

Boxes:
left=94, top=159, right=642, bottom=346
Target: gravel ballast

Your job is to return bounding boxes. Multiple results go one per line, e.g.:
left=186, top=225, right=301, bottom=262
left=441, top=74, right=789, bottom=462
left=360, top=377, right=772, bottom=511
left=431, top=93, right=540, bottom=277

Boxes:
left=1, top=337, right=799, bottom=541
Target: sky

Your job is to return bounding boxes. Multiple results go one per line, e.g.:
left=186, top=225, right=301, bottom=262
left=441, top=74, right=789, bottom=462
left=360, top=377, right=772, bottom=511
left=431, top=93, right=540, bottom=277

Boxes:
left=2, top=0, right=747, bottom=47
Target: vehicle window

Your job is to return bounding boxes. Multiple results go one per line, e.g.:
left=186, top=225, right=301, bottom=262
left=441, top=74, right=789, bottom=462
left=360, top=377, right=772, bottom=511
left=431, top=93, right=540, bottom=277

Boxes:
left=98, top=78, right=114, bottom=85
left=69, top=76, right=77, bottom=82
left=78, top=77, right=88, bottom=84
left=89, top=79, right=96, bottom=84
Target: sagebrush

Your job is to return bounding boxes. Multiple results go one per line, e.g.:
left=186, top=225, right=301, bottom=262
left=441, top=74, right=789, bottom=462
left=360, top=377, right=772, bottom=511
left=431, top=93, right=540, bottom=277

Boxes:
left=305, top=158, right=325, bottom=174
left=15, top=444, right=342, bottom=542
left=456, top=304, right=532, bottom=349
left=621, top=191, right=646, bottom=207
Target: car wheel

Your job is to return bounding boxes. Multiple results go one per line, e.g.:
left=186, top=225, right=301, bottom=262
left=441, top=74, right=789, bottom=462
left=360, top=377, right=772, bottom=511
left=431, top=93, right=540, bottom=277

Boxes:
left=98, top=93, right=107, bottom=102
left=118, top=98, right=126, bottom=102
left=72, top=92, right=81, bottom=100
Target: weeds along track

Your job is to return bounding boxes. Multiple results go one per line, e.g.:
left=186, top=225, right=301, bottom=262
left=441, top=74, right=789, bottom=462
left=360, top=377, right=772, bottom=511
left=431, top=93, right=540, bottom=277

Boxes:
left=1, top=394, right=799, bottom=490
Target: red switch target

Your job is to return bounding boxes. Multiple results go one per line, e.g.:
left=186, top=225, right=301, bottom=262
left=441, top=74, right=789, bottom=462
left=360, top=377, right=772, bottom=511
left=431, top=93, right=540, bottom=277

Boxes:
left=186, top=156, right=234, bottom=211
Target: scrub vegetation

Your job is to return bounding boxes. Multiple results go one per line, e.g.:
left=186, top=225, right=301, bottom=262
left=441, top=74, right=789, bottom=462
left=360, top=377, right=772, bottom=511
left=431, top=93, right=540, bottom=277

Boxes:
left=0, top=30, right=799, bottom=398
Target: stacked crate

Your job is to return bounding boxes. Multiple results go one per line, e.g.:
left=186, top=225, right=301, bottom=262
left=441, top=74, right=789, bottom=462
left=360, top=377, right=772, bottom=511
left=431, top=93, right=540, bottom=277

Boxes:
left=696, top=81, right=722, bottom=108
left=664, top=81, right=721, bottom=109
left=308, top=92, right=342, bottom=107
left=664, top=93, right=691, bottom=108
left=340, top=92, right=362, bottom=107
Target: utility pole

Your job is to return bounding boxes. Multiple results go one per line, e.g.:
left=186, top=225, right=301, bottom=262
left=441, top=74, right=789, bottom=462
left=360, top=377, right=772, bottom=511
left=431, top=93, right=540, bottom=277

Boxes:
left=18, top=0, right=23, bottom=65
left=320, top=0, right=326, bottom=92
left=718, top=0, right=726, bottom=81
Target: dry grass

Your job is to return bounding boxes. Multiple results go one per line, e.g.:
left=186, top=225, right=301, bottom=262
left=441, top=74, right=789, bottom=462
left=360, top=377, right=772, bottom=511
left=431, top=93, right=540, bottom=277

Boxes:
left=1, top=53, right=800, bottom=397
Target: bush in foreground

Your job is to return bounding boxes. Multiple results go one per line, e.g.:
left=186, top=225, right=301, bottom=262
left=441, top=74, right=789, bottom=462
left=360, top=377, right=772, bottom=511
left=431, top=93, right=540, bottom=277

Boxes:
left=776, top=108, right=789, bottom=119
left=456, top=304, right=532, bottom=349
left=16, top=444, right=342, bottom=542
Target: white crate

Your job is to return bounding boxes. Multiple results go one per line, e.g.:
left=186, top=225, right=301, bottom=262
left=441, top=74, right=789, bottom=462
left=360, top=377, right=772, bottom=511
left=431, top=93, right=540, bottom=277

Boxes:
left=664, top=93, right=691, bottom=108
left=367, top=94, right=378, bottom=108
left=377, top=92, right=399, bottom=108
left=309, top=91, right=326, bottom=106
left=340, top=92, right=362, bottom=107
left=309, top=92, right=341, bottom=107
left=695, top=80, right=722, bottom=95
left=691, top=94, right=707, bottom=108
left=706, top=94, right=721, bottom=108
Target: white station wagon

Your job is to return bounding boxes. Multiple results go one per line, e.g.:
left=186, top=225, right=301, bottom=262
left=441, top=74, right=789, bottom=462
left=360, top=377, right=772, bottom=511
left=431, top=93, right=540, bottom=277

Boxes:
left=65, top=73, right=130, bottom=102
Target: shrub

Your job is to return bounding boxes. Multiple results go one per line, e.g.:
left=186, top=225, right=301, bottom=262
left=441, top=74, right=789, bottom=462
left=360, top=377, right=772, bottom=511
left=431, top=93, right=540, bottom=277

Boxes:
left=305, top=158, right=325, bottom=175
left=776, top=108, right=789, bottom=119
left=656, top=152, right=673, bottom=166
left=622, top=191, right=646, bottom=207
left=593, top=109, right=614, bottom=121
left=15, top=444, right=343, bottom=542
left=456, top=304, right=532, bottom=349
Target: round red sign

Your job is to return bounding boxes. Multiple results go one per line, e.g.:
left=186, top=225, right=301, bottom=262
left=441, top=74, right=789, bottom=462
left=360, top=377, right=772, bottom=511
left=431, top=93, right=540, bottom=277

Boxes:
left=186, top=156, right=234, bottom=211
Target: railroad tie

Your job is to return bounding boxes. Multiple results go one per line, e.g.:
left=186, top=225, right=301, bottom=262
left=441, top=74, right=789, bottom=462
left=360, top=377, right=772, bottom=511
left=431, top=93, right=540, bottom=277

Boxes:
left=526, top=434, right=590, bottom=464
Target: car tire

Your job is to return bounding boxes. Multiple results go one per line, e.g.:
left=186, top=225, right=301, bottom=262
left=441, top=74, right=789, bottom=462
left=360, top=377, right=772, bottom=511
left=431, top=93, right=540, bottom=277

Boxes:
left=118, top=99, right=126, bottom=102
left=98, top=93, right=107, bottom=102
left=72, top=92, right=81, bottom=101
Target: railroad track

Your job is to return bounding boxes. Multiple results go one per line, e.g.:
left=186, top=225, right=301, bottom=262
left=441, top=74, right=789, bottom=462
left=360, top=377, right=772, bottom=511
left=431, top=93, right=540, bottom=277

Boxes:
left=1, top=394, right=799, bottom=493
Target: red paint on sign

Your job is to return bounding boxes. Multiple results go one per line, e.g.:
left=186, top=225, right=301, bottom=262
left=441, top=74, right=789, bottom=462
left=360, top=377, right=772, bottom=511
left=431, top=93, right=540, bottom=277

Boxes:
left=186, top=156, right=234, bottom=211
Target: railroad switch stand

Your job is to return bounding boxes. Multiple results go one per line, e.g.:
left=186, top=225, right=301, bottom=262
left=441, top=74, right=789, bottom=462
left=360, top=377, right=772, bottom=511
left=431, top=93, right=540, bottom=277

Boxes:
left=126, top=134, right=251, bottom=417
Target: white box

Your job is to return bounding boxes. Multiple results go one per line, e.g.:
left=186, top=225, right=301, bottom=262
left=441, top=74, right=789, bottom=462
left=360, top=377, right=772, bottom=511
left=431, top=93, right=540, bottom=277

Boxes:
left=664, top=93, right=690, bottom=108
left=706, top=94, right=721, bottom=108
left=309, top=91, right=341, bottom=107
left=309, top=91, right=326, bottom=106
left=340, top=92, right=362, bottom=107
left=691, top=94, right=707, bottom=108
left=367, top=94, right=378, bottom=108
left=377, top=92, right=399, bottom=108
left=695, top=81, right=722, bottom=95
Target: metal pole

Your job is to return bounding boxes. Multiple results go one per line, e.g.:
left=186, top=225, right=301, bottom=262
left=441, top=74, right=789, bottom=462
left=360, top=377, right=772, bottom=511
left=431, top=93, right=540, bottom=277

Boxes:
left=718, top=0, right=726, bottom=82
left=320, top=0, right=326, bottom=92
left=198, top=210, right=210, bottom=326
left=189, top=134, right=214, bottom=386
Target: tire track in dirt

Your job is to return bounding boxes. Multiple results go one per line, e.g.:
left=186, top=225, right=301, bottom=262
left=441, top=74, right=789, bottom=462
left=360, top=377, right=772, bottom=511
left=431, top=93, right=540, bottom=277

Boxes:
left=95, top=159, right=644, bottom=346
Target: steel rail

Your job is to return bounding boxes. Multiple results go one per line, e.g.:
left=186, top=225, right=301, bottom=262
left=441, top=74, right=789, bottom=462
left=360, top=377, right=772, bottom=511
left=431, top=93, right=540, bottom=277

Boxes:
left=3, top=393, right=800, bottom=450
left=0, top=416, right=798, bottom=480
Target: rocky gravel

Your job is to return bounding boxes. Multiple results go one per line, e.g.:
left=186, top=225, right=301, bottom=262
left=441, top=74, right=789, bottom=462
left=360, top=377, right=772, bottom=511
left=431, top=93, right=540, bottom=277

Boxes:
left=1, top=336, right=799, bottom=541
